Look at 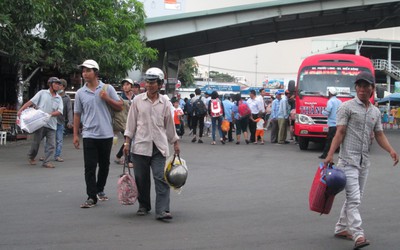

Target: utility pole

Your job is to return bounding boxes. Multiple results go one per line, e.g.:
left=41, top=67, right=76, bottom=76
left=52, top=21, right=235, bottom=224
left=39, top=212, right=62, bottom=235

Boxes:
left=255, top=52, right=258, bottom=87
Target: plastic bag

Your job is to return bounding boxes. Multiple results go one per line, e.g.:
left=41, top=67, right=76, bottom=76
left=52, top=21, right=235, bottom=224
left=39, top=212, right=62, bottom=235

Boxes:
left=117, top=160, right=138, bottom=205
left=19, top=108, right=50, bottom=133
left=221, top=119, right=230, bottom=132
left=164, top=154, right=188, bottom=191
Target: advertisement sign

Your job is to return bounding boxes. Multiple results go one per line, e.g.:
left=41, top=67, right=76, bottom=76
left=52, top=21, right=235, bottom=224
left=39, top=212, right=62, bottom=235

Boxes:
left=395, top=81, right=400, bottom=93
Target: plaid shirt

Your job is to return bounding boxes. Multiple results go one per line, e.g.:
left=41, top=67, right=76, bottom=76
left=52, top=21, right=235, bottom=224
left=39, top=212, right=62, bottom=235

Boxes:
left=337, top=96, right=383, bottom=168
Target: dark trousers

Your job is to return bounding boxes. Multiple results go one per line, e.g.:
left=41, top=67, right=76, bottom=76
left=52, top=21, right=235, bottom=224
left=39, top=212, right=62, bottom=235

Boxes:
left=132, top=145, right=170, bottom=215
left=191, top=115, right=205, bottom=138
left=321, top=126, right=337, bottom=157
left=270, top=119, right=279, bottom=143
left=187, top=114, right=193, bottom=130
left=249, top=114, right=258, bottom=142
left=82, top=138, right=113, bottom=201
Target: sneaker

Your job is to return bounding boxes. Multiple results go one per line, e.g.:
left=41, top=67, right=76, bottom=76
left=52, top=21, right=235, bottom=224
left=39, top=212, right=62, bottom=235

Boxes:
left=42, top=162, right=55, bottom=168
left=156, top=211, right=173, bottom=220
left=28, top=158, right=37, bottom=165
left=245, top=139, right=250, bottom=145
left=80, top=198, right=96, bottom=208
left=136, top=207, right=150, bottom=216
left=318, top=155, right=326, bottom=159
left=220, top=139, right=225, bottom=145
left=198, top=139, right=203, bottom=143
left=55, top=157, right=64, bottom=162
left=39, top=157, right=44, bottom=161
left=191, top=137, right=197, bottom=143
left=236, top=141, right=240, bottom=145
left=97, top=192, right=109, bottom=201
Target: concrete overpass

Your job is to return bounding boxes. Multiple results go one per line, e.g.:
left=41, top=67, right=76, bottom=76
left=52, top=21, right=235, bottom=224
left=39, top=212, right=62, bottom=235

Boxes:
left=143, top=0, right=400, bottom=84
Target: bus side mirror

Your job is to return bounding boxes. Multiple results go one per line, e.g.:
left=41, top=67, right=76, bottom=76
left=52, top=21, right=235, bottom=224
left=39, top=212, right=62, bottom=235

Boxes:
left=376, top=86, right=384, bottom=99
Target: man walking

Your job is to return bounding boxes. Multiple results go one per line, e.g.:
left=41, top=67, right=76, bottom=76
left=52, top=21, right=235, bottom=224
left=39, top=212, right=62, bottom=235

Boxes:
left=73, top=59, right=123, bottom=208
left=319, top=87, right=341, bottom=159
left=190, top=88, right=207, bottom=143
left=324, top=72, right=398, bottom=249
left=18, top=77, right=64, bottom=168
left=124, top=67, right=180, bottom=220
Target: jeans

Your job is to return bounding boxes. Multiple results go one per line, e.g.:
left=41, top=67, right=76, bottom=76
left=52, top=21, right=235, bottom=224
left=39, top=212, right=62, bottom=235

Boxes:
left=54, top=123, right=64, bottom=158
left=335, top=165, right=369, bottom=240
left=211, top=116, right=223, bottom=141
left=28, top=127, right=56, bottom=164
left=132, top=145, right=169, bottom=215
left=82, top=138, right=113, bottom=201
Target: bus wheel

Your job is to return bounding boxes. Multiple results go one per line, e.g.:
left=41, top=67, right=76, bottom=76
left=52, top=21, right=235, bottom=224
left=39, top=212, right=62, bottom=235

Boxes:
left=298, top=137, right=309, bottom=150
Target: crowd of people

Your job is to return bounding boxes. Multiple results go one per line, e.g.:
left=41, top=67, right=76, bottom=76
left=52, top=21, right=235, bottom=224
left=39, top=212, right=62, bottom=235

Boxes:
left=15, top=60, right=400, bottom=249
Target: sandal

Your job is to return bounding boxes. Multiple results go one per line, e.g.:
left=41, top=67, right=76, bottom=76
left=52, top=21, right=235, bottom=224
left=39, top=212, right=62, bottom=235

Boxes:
left=353, top=236, right=370, bottom=250
left=334, top=231, right=352, bottom=240
left=354, top=236, right=370, bottom=249
left=42, top=163, right=55, bottom=168
left=97, top=192, right=109, bottom=201
left=211, top=141, right=216, bottom=145
left=80, top=198, right=96, bottom=208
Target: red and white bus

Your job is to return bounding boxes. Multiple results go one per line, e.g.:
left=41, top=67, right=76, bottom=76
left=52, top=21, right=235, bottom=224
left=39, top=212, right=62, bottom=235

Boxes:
left=288, top=53, right=379, bottom=150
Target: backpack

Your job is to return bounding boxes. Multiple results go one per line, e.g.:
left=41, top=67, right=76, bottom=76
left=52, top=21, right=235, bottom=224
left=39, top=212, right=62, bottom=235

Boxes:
left=192, top=97, right=207, bottom=117
left=103, top=84, right=129, bottom=132
left=238, top=100, right=251, bottom=118
left=117, top=162, right=138, bottom=205
left=184, top=101, right=193, bottom=115
left=210, top=99, right=223, bottom=117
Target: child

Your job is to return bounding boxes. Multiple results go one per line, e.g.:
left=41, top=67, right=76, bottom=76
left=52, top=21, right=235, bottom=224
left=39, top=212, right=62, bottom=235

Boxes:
left=382, top=111, right=388, bottom=129
left=389, top=114, right=394, bottom=129
left=171, top=97, right=184, bottom=136
left=254, top=112, right=265, bottom=145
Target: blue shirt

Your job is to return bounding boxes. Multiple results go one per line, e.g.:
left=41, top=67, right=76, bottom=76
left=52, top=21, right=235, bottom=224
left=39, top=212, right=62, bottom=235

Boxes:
left=222, top=99, right=234, bottom=122
left=74, top=81, right=120, bottom=139
left=270, top=98, right=280, bottom=119
left=30, top=89, right=63, bottom=130
left=322, top=96, right=342, bottom=127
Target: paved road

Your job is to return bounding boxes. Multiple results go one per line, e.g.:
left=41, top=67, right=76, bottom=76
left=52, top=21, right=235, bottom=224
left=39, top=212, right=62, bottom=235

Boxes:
left=0, top=130, right=399, bottom=250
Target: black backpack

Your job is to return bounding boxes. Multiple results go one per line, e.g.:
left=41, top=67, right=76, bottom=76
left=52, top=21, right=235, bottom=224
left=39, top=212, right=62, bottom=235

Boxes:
left=192, top=98, right=207, bottom=117
left=184, top=101, right=193, bottom=115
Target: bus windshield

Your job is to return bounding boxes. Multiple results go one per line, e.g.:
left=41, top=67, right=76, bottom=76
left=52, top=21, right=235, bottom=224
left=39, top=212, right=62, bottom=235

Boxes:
left=298, top=66, right=371, bottom=97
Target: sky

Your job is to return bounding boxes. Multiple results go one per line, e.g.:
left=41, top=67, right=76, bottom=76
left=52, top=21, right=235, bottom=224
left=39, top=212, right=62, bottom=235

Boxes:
left=142, top=0, right=400, bottom=85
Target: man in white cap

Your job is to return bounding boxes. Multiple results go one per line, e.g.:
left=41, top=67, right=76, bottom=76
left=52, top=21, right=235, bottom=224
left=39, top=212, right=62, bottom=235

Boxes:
left=73, top=59, right=123, bottom=208
left=324, top=72, right=398, bottom=249
left=319, top=87, right=342, bottom=159
left=18, top=77, right=64, bottom=168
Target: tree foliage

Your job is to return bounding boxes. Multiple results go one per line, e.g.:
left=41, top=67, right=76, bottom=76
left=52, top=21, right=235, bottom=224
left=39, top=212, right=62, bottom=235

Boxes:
left=0, top=0, right=157, bottom=79
left=178, top=57, right=198, bottom=87
left=209, top=70, right=235, bottom=82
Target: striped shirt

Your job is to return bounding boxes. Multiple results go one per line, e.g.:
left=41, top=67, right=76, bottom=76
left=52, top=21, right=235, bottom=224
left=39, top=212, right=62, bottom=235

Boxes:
left=337, top=96, right=383, bottom=169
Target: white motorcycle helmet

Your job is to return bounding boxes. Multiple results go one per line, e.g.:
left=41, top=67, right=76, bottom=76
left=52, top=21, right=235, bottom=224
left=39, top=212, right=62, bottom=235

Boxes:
left=145, top=67, right=164, bottom=82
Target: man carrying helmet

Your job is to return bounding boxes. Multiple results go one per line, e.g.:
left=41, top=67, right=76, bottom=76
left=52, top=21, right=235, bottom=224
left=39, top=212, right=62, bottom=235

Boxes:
left=319, top=87, right=342, bottom=159
left=124, top=67, right=180, bottom=220
left=324, top=72, right=398, bottom=250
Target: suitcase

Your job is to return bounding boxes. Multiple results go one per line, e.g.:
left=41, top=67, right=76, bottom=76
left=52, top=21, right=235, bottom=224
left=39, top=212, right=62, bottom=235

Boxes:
left=309, top=162, right=335, bottom=214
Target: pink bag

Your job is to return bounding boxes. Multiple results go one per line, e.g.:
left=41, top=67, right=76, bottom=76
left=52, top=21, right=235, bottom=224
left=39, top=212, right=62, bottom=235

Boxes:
left=117, top=161, right=138, bottom=205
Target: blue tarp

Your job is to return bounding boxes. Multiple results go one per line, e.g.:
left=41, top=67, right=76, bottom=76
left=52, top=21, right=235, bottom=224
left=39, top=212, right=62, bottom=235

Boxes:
left=377, top=93, right=400, bottom=104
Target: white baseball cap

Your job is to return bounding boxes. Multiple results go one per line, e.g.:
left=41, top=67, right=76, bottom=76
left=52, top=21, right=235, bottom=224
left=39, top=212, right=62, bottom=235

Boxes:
left=121, top=78, right=133, bottom=85
left=327, top=87, right=337, bottom=95
left=79, top=59, right=99, bottom=70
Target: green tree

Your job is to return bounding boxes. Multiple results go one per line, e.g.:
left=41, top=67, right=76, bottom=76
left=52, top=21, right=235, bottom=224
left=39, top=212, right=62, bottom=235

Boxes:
left=178, top=57, right=198, bottom=87
left=0, top=0, right=157, bottom=107
left=209, top=70, right=235, bottom=82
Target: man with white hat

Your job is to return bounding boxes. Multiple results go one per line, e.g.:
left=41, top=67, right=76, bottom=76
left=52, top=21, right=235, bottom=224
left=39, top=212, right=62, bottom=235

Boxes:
left=73, top=59, right=123, bottom=208
left=319, top=87, right=342, bottom=159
